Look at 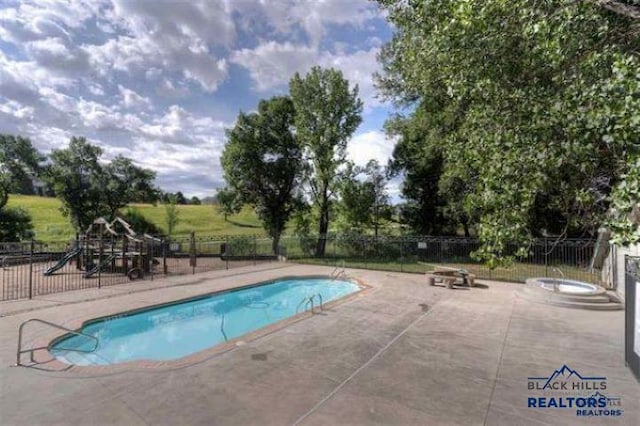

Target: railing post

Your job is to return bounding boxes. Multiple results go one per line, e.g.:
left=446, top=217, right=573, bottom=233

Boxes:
left=122, top=237, right=128, bottom=276
left=190, top=231, right=196, bottom=274
left=545, top=238, right=549, bottom=278
left=98, top=230, right=103, bottom=289
left=400, top=237, right=404, bottom=273
left=28, top=239, right=34, bottom=299
left=162, top=237, right=167, bottom=274
left=148, top=239, right=153, bottom=281
left=75, top=233, right=81, bottom=270
left=225, top=236, right=229, bottom=270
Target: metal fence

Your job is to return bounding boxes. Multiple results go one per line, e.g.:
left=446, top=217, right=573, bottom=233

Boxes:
left=1, top=233, right=604, bottom=301
left=0, top=234, right=280, bottom=301
left=624, top=256, right=639, bottom=382
left=281, top=235, right=604, bottom=286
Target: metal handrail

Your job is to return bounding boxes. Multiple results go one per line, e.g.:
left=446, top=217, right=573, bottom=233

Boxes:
left=296, top=296, right=315, bottom=314
left=315, top=293, right=323, bottom=311
left=331, top=261, right=347, bottom=280
left=16, top=318, right=99, bottom=366
left=220, top=315, right=228, bottom=342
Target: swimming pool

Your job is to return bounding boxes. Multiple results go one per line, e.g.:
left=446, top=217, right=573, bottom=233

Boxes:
left=50, top=277, right=361, bottom=366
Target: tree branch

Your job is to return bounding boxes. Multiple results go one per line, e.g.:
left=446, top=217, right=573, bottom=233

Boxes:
left=593, top=1, right=640, bottom=19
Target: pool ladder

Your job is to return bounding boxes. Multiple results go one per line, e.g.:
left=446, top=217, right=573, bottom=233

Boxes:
left=331, top=261, right=347, bottom=280
left=16, top=318, right=99, bottom=366
left=296, top=294, right=324, bottom=314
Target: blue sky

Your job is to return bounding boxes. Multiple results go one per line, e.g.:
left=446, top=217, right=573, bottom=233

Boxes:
left=0, top=0, right=398, bottom=199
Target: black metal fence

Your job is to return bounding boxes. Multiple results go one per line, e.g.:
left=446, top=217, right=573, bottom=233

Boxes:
left=1, top=234, right=604, bottom=301
left=0, top=234, right=280, bottom=301
left=624, top=256, right=639, bottom=382
left=281, top=235, right=604, bottom=286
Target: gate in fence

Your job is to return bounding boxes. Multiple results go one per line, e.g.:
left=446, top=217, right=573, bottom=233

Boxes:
left=624, top=256, right=640, bottom=382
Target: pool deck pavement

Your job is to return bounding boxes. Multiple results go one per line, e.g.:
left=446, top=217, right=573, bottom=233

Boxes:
left=0, top=263, right=638, bottom=425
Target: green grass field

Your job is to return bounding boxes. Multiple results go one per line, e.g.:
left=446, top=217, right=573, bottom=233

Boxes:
left=7, top=194, right=265, bottom=242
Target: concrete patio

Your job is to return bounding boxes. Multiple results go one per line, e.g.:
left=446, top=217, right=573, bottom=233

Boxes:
left=0, top=263, right=638, bottom=425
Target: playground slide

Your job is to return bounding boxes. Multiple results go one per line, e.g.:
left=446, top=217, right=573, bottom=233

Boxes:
left=83, top=254, right=117, bottom=278
left=43, top=247, right=82, bottom=276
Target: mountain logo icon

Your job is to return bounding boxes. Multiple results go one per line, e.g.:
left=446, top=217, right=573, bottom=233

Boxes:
left=528, top=364, right=607, bottom=390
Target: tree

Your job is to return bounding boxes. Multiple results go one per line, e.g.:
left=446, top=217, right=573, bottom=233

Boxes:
left=174, top=191, right=187, bottom=205
left=0, top=206, right=33, bottom=241
left=376, top=0, right=640, bottom=264
left=46, top=137, right=159, bottom=231
left=165, top=197, right=180, bottom=236
left=385, top=105, right=470, bottom=236
left=216, top=187, right=242, bottom=220
left=0, top=134, right=44, bottom=195
left=190, top=196, right=201, bottom=205
left=122, top=207, right=164, bottom=236
left=100, top=155, right=160, bottom=219
left=289, top=66, right=363, bottom=255
left=46, top=137, right=105, bottom=231
left=339, top=160, right=391, bottom=237
left=222, top=96, right=304, bottom=253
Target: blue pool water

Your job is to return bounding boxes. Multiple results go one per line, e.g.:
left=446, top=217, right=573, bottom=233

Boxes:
left=50, top=278, right=360, bottom=366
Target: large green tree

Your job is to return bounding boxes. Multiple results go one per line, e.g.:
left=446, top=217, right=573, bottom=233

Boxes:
left=47, top=137, right=106, bottom=231
left=101, top=155, right=160, bottom=218
left=222, top=96, right=304, bottom=253
left=339, top=160, right=391, bottom=237
left=376, top=0, right=640, bottom=264
left=290, top=66, right=363, bottom=255
left=0, top=134, right=44, bottom=196
left=47, top=137, right=159, bottom=231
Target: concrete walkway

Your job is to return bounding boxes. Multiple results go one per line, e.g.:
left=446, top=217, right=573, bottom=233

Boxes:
left=0, top=264, right=637, bottom=425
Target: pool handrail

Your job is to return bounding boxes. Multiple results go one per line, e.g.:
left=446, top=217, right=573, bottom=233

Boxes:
left=16, top=318, right=99, bottom=366
left=220, top=315, right=228, bottom=342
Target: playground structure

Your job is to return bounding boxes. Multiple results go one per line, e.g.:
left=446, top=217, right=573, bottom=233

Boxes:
left=43, top=217, right=160, bottom=280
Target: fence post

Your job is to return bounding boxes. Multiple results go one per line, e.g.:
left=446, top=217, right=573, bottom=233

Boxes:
left=98, top=230, right=103, bottom=289
left=254, top=236, right=257, bottom=266
left=28, top=239, right=34, bottom=299
left=400, top=238, right=404, bottom=273
left=225, top=236, right=229, bottom=270
left=544, top=238, right=549, bottom=278
left=162, top=237, right=167, bottom=274
left=190, top=231, right=196, bottom=274
left=122, top=237, right=128, bottom=276
left=148, top=239, right=153, bottom=281
left=75, top=233, right=81, bottom=270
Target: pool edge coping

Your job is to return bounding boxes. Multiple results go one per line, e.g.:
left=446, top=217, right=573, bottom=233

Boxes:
left=24, top=274, right=373, bottom=375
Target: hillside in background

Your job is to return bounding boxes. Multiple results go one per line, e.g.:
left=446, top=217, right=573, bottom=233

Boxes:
left=7, top=195, right=265, bottom=242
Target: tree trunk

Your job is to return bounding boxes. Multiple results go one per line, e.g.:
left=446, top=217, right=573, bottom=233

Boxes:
left=316, top=201, right=329, bottom=256
left=462, top=218, right=470, bottom=238
left=272, top=233, right=281, bottom=256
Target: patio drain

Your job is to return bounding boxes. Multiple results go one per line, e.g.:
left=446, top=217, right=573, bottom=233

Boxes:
left=251, top=353, right=268, bottom=361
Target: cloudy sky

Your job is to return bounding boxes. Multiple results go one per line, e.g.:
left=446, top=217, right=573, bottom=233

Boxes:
left=0, top=0, right=397, bottom=198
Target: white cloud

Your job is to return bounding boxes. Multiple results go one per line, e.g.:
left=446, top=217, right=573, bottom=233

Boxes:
left=118, top=85, right=151, bottom=109
left=83, top=0, right=233, bottom=92
left=231, top=42, right=383, bottom=109
left=347, top=130, right=395, bottom=167
left=0, top=0, right=391, bottom=198
left=0, top=99, right=34, bottom=120
left=231, top=42, right=317, bottom=91
left=243, top=0, right=381, bottom=47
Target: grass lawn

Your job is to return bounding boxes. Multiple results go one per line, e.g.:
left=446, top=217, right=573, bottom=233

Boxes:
left=7, top=194, right=265, bottom=242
